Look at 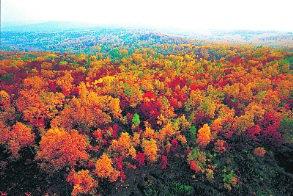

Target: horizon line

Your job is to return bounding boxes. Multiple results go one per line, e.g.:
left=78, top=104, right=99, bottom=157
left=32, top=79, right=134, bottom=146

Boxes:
left=2, top=20, right=293, bottom=34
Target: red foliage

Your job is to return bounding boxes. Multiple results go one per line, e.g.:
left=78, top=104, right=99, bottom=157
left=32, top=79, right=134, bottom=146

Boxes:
left=115, top=156, right=124, bottom=171
left=260, top=111, right=282, bottom=142
left=93, top=129, right=103, bottom=141
left=190, top=83, right=207, bottom=91
left=140, top=99, right=161, bottom=119
left=111, top=123, right=120, bottom=139
left=171, top=139, right=179, bottom=152
left=48, top=81, right=58, bottom=92
left=168, top=89, right=188, bottom=109
left=246, top=125, right=261, bottom=140
left=168, top=77, right=187, bottom=89
left=261, top=111, right=281, bottom=129
left=135, top=152, right=145, bottom=167
left=143, top=91, right=157, bottom=101
left=160, top=155, right=168, bottom=169
left=189, top=160, right=202, bottom=173
left=230, top=56, right=243, bottom=64
left=120, top=171, right=126, bottom=182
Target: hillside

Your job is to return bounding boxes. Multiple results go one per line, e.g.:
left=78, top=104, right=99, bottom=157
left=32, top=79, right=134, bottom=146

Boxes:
left=1, top=39, right=293, bottom=195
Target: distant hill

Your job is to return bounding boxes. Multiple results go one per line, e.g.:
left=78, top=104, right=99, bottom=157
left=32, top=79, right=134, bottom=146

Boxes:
left=1, top=22, right=99, bottom=32
left=1, top=22, right=293, bottom=51
left=0, top=22, right=187, bottom=53
left=185, top=30, right=293, bottom=48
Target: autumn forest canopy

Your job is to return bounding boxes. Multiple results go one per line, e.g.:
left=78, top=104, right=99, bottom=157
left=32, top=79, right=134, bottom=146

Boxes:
left=0, top=21, right=293, bottom=196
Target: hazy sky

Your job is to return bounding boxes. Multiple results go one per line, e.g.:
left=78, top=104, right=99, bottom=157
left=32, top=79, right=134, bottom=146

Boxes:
left=2, top=0, right=293, bottom=31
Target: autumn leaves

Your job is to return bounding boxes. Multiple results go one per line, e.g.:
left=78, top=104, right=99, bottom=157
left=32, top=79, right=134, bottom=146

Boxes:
left=0, top=44, right=292, bottom=195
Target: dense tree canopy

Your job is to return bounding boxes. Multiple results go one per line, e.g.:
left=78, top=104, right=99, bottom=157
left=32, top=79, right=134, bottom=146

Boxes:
left=0, top=42, right=292, bottom=195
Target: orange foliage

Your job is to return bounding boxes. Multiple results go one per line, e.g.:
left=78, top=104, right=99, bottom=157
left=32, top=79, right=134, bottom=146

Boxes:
left=142, top=139, right=158, bottom=162
left=56, top=71, right=74, bottom=96
left=253, top=147, right=266, bottom=157
left=16, top=90, right=65, bottom=128
left=109, top=132, right=136, bottom=158
left=95, top=154, right=120, bottom=182
left=214, top=139, right=227, bottom=153
left=51, top=83, right=121, bottom=129
left=37, top=128, right=89, bottom=170
left=196, top=124, right=212, bottom=148
left=0, top=90, right=10, bottom=109
left=7, top=122, right=35, bottom=158
left=0, top=121, right=10, bottom=144
left=67, top=170, right=96, bottom=196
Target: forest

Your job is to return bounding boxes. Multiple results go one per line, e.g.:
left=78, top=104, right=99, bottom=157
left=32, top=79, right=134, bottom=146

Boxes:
left=0, top=35, right=293, bottom=195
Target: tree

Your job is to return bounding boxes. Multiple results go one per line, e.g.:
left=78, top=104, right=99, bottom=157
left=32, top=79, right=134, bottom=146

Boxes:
left=37, top=128, right=89, bottom=171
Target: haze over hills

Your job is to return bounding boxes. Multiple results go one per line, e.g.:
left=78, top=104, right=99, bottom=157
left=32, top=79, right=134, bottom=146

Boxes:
left=1, top=22, right=293, bottom=53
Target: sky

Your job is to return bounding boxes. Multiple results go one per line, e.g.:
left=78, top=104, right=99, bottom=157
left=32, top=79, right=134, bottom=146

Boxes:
left=2, top=0, right=293, bottom=32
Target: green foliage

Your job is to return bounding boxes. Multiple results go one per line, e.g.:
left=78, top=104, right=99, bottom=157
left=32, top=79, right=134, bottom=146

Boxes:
left=278, top=59, right=290, bottom=73
left=132, top=113, right=141, bottom=127
left=59, top=60, right=68, bottom=65
left=0, top=73, right=14, bottom=82
left=109, top=48, right=123, bottom=62
left=21, top=54, right=37, bottom=61
left=84, top=56, right=91, bottom=69
left=170, top=182, right=193, bottom=195
left=280, top=117, right=293, bottom=143
left=216, top=62, right=222, bottom=67
left=185, top=125, right=197, bottom=144
left=187, top=147, right=204, bottom=161
left=144, top=188, right=159, bottom=196
left=44, top=53, right=57, bottom=60
left=284, top=55, right=293, bottom=65
left=222, top=169, right=236, bottom=184
left=124, top=83, right=133, bottom=97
